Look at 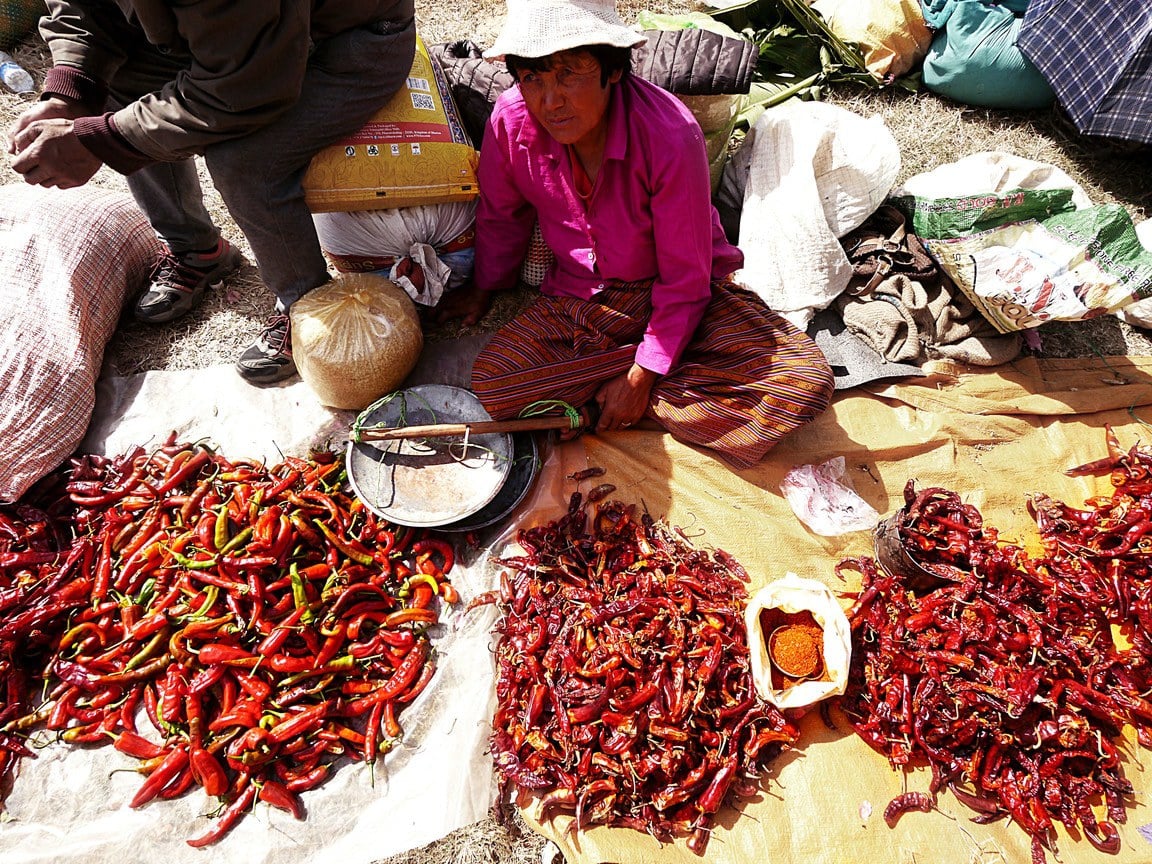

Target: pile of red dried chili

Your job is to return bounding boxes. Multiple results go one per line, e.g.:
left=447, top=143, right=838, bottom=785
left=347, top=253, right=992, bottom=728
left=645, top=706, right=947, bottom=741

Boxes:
left=840, top=472, right=1152, bottom=864
left=483, top=492, right=797, bottom=855
left=0, top=435, right=452, bottom=845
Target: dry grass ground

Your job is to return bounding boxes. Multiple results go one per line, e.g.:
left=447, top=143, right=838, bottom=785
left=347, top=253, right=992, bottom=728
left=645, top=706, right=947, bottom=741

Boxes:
left=3, top=2, right=1151, bottom=374
left=2, top=3, right=1152, bottom=862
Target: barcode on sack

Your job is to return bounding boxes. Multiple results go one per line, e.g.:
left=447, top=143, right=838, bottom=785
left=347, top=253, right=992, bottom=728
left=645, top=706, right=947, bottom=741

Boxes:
left=410, top=92, right=435, bottom=111
left=407, top=77, right=430, bottom=92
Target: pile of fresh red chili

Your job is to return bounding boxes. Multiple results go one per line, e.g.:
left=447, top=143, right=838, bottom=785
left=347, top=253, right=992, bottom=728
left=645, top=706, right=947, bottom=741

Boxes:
left=840, top=431, right=1152, bottom=864
left=0, top=436, right=452, bottom=845
left=483, top=491, right=797, bottom=855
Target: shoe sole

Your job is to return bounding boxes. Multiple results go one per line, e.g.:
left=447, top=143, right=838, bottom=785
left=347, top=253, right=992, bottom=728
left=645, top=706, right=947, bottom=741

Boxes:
left=235, top=359, right=298, bottom=385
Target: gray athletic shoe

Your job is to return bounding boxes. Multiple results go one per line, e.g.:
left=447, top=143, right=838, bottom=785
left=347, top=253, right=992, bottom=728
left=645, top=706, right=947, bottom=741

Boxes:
left=134, top=239, right=243, bottom=324
left=236, top=313, right=298, bottom=384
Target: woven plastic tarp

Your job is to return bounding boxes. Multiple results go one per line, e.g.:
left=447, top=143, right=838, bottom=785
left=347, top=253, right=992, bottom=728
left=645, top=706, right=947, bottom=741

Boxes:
left=0, top=0, right=41, bottom=51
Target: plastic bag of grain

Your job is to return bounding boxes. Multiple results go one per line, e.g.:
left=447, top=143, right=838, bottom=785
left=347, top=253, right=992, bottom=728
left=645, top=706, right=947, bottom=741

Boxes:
left=290, top=274, right=424, bottom=409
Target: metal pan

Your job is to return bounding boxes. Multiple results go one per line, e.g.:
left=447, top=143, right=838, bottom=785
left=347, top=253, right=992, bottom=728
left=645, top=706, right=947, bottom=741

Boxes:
left=346, top=384, right=513, bottom=527
left=438, top=432, right=540, bottom=532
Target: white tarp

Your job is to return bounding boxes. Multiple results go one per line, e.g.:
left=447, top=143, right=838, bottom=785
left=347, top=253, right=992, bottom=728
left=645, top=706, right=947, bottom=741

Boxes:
left=0, top=365, right=501, bottom=864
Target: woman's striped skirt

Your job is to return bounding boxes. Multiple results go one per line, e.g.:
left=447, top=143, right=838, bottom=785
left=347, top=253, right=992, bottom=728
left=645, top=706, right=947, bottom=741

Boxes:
left=471, top=281, right=834, bottom=468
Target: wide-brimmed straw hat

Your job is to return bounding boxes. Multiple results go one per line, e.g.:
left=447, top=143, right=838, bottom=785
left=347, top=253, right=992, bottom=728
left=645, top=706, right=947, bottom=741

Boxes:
left=484, top=0, right=646, bottom=60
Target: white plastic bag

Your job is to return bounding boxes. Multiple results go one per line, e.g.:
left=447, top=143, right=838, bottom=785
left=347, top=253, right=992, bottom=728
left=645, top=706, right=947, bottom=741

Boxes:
left=744, top=573, right=852, bottom=710
left=720, top=100, right=901, bottom=329
left=313, top=200, right=477, bottom=306
left=780, top=457, right=880, bottom=536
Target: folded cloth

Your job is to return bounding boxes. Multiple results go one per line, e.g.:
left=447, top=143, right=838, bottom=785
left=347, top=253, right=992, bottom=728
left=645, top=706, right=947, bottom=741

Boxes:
left=835, top=203, right=1022, bottom=366
left=836, top=272, right=1022, bottom=366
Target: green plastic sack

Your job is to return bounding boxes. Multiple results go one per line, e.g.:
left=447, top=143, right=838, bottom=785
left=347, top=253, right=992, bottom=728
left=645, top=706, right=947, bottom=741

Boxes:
left=0, top=0, right=42, bottom=52
left=924, top=205, right=1152, bottom=332
left=920, top=0, right=1029, bottom=29
left=921, top=0, right=1054, bottom=109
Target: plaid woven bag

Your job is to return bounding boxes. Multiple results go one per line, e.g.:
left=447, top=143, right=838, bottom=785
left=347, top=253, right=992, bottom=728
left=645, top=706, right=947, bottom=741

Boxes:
left=0, top=185, right=161, bottom=501
left=0, top=0, right=42, bottom=51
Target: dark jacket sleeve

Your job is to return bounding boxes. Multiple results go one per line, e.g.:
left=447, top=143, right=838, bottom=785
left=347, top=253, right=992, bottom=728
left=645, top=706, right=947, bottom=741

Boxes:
left=632, top=28, right=759, bottom=96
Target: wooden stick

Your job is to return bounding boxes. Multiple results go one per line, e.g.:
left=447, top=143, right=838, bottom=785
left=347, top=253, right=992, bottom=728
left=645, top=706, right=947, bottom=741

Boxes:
left=355, top=413, right=586, bottom=442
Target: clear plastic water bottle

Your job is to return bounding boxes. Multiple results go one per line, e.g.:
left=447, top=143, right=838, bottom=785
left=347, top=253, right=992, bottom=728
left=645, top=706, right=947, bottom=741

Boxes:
left=0, top=50, right=35, bottom=95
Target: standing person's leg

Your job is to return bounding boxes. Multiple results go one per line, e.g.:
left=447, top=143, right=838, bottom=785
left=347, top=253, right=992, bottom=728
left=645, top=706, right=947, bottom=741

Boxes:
left=106, top=34, right=243, bottom=324
left=204, top=16, right=417, bottom=383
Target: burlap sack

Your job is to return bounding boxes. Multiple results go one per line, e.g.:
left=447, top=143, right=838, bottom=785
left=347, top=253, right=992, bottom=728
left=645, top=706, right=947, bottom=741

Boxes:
left=0, top=185, right=160, bottom=501
left=0, top=0, right=41, bottom=51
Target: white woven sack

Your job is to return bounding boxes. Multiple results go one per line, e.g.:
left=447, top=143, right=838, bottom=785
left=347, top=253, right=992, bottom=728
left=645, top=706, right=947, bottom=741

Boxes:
left=313, top=200, right=477, bottom=305
left=0, top=185, right=160, bottom=501
left=720, top=100, right=901, bottom=329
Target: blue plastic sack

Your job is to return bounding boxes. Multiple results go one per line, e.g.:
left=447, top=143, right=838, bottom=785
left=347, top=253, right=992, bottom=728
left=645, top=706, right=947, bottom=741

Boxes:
left=921, top=0, right=1055, bottom=109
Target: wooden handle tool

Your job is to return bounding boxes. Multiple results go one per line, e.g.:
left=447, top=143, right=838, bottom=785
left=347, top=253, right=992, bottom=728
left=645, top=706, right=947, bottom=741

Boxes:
left=354, top=405, right=598, bottom=443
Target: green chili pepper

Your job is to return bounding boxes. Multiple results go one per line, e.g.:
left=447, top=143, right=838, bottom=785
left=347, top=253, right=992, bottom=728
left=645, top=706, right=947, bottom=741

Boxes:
left=214, top=504, right=230, bottom=551
left=188, top=585, right=220, bottom=620
left=171, top=550, right=220, bottom=571
left=134, top=577, right=157, bottom=608
left=398, top=572, right=439, bottom=600
left=218, top=525, right=253, bottom=556
left=289, top=562, right=316, bottom=624
left=313, top=521, right=375, bottom=567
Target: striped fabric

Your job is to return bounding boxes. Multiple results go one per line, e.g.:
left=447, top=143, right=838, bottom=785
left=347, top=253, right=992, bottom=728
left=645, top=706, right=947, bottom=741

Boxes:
left=1019, top=0, right=1152, bottom=145
left=472, top=280, right=835, bottom=468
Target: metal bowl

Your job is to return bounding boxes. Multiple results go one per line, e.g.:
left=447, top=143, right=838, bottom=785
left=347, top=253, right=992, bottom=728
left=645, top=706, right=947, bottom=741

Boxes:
left=346, top=384, right=513, bottom=528
left=873, top=512, right=953, bottom=594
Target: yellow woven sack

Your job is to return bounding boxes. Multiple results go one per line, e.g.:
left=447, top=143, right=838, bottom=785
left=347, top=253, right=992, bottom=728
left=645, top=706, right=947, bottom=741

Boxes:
left=811, top=0, right=933, bottom=80
left=303, top=36, right=479, bottom=212
left=290, top=274, right=424, bottom=410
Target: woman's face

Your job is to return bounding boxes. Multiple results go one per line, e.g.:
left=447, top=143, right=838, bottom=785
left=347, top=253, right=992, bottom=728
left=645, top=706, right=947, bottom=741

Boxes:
left=516, top=49, right=622, bottom=150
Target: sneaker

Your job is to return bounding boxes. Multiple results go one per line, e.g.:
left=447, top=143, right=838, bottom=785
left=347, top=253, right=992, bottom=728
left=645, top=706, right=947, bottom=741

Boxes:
left=134, top=239, right=243, bottom=324
left=236, top=313, right=297, bottom=383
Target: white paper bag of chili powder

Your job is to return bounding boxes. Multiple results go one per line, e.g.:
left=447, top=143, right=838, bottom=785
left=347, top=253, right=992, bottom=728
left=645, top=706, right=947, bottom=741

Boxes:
left=744, top=572, right=852, bottom=711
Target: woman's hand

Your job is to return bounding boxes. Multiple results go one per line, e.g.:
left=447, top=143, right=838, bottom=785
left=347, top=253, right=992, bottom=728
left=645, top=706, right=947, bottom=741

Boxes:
left=594, top=363, right=658, bottom=431
left=434, top=286, right=492, bottom=326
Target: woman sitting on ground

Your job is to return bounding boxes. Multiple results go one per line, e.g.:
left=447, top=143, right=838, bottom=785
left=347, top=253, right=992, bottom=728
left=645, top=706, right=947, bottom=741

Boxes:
left=439, top=0, right=834, bottom=469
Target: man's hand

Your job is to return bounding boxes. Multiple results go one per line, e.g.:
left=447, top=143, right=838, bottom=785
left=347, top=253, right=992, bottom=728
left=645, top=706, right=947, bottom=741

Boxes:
left=435, top=286, right=493, bottom=327
left=9, top=118, right=102, bottom=188
left=594, top=363, right=658, bottom=432
left=7, top=97, right=88, bottom=155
